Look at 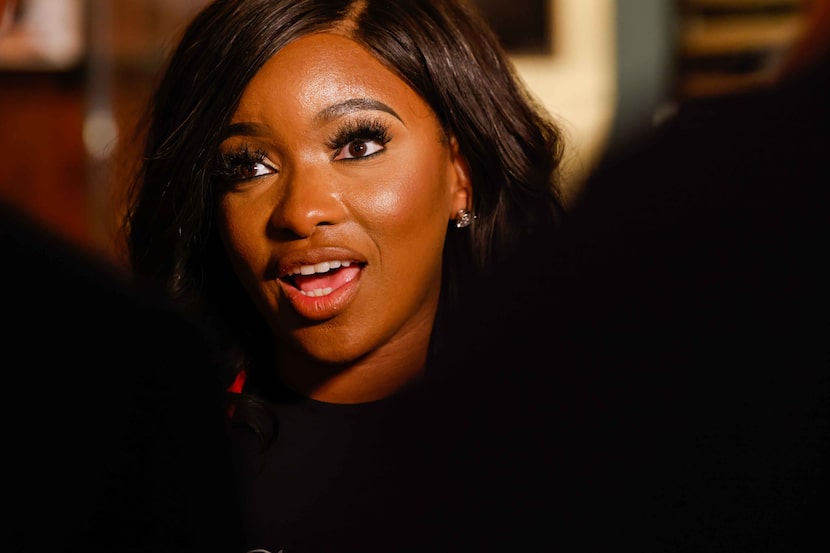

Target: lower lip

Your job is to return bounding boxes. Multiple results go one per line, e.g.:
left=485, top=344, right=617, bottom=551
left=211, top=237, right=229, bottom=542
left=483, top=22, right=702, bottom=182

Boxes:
left=279, top=269, right=362, bottom=320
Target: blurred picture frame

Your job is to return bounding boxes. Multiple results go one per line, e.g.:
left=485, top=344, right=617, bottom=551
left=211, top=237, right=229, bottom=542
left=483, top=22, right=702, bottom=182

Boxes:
left=472, top=0, right=553, bottom=56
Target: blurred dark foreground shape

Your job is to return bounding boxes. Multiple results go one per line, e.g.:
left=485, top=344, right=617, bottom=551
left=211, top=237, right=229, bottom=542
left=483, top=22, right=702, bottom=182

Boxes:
left=472, top=2, right=830, bottom=549
left=1, top=201, right=243, bottom=553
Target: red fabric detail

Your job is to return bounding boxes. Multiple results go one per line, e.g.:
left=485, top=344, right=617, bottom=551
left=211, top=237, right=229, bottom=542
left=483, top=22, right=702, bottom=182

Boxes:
left=226, top=369, right=247, bottom=418
left=227, top=369, right=247, bottom=394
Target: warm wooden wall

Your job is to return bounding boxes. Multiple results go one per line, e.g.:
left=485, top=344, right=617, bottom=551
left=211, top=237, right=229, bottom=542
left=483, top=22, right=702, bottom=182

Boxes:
left=0, top=0, right=209, bottom=264
left=0, top=70, right=88, bottom=247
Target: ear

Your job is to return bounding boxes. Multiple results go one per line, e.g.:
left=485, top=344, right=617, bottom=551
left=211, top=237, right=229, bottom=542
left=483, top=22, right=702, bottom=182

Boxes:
left=447, top=136, right=472, bottom=218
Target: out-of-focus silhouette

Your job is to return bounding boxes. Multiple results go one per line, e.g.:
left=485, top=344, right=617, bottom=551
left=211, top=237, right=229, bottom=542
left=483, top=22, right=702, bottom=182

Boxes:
left=2, top=6, right=240, bottom=550
left=2, top=201, right=242, bottom=553
left=487, top=3, right=830, bottom=549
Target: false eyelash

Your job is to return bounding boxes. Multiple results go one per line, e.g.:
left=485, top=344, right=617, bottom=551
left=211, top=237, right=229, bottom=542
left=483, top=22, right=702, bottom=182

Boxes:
left=213, top=144, right=269, bottom=182
left=326, top=118, right=392, bottom=155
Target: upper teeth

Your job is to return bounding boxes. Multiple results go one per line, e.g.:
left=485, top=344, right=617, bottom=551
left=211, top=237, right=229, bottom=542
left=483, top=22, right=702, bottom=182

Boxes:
left=291, top=260, right=352, bottom=276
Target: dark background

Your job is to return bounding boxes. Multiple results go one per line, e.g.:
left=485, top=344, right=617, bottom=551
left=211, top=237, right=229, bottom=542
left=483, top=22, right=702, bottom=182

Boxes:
left=472, top=0, right=552, bottom=55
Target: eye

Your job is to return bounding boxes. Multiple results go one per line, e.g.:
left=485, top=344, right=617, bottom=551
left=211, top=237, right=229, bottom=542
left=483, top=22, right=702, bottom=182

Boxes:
left=235, top=160, right=274, bottom=179
left=328, top=118, right=391, bottom=161
left=334, top=139, right=385, bottom=160
left=215, top=146, right=277, bottom=183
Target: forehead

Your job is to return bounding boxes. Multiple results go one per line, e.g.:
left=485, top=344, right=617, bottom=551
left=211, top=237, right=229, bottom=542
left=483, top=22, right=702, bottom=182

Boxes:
left=232, top=32, right=432, bottom=124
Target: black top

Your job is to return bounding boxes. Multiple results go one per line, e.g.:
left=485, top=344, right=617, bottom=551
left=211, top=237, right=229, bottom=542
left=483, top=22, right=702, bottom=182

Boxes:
left=230, top=380, right=443, bottom=553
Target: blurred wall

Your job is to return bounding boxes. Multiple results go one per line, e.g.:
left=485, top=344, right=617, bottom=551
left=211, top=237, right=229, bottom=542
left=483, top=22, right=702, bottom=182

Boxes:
left=513, top=0, right=617, bottom=205
left=0, top=0, right=207, bottom=263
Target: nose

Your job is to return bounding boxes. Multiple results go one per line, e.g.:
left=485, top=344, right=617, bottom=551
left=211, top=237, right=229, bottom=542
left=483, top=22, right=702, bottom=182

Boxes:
left=268, top=162, right=345, bottom=239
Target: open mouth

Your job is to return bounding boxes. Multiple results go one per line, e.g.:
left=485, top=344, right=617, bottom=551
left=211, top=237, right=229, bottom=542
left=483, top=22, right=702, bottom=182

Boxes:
left=281, top=260, right=363, bottom=297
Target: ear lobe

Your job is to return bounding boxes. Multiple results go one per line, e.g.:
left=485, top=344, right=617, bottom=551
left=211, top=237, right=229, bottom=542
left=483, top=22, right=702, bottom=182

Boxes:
left=448, top=136, right=473, bottom=215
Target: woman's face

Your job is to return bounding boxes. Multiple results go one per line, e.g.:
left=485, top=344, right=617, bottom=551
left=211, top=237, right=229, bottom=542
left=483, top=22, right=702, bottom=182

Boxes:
left=216, top=32, right=470, bottom=369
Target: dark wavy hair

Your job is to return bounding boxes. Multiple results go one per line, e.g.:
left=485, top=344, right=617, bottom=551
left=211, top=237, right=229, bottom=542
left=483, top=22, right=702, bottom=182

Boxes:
left=123, top=0, right=566, bottom=399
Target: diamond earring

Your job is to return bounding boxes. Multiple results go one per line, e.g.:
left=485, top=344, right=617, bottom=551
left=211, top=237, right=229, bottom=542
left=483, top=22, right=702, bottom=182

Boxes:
left=455, top=209, right=475, bottom=228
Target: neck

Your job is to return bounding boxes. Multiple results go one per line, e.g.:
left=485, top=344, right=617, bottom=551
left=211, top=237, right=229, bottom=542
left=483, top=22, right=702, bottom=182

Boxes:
left=275, top=333, right=430, bottom=405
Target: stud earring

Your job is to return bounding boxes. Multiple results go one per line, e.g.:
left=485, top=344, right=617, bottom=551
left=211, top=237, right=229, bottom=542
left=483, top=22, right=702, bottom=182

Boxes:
left=455, top=208, right=475, bottom=228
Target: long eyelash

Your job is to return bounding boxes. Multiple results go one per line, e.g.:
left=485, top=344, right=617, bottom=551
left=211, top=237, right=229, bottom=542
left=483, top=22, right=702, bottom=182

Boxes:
left=213, top=144, right=267, bottom=181
left=326, top=118, right=391, bottom=153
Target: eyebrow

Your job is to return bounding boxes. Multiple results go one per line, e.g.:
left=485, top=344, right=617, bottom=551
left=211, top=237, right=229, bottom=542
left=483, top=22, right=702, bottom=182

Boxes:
left=221, top=121, right=268, bottom=141
left=315, top=97, right=404, bottom=125
left=221, top=97, right=405, bottom=140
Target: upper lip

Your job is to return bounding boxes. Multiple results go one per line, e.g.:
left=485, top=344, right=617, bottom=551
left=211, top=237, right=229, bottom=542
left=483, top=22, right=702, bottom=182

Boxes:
left=273, top=246, right=367, bottom=279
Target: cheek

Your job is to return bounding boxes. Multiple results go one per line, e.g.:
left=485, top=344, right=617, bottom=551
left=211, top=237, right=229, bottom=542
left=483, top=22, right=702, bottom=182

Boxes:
left=216, top=196, right=267, bottom=278
left=359, top=159, right=452, bottom=271
left=360, top=153, right=451, bottom=230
